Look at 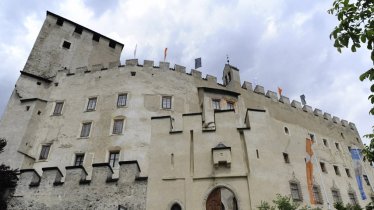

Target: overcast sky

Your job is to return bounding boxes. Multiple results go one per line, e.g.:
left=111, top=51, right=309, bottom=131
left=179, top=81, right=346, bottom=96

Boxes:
left=0, top=0, right=372, bottom=143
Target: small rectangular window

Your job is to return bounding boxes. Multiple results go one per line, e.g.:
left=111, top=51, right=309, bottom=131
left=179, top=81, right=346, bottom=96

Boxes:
left=109, top=40, right=116, bottom=48
left=86, top=97, right=97, bottom=111
left=320, top=162, right=327, bottom=173
left=332, top=189, right=342, bottom=203
left=335, top=142, right=340, bottom=150
left=62, top=41, right=71, bottom=49
left=74, top=154, right=85, bottom=166
left=346, top=168, right=351, bottom=177
left=162, top=96, right=172, bottom=109
left=348, top=192, right=357, bottom=204
left=109, top=151, right=120, bottom=167
left=290, top=182, right=302, bottom=201
left=227, top=101, right=234, bottom=110
left=334, top=165, right=340, bottom=176
left=92, top=33, right=100, bottom=42
left=212, top=99, right=220, bottom=110
left=117, top=94, right=127, bottom=107
left=113, top=119, right=124, bottom=134
left=56, top=18, right=64, bottom=26
left=118, top=205, right=127, bottom=210
left=283, top=153, right=290, bottom=163
left=323, top=139, right=328, bottom=147
left=363, top=175, right=370, bottom=186
left=53, top=102, right=64, bottom=115
left=74, top=26, right=83, bottom=34
left=80, top=122, right=92, bottom=138
left=313, top=186, right=323, bottom=204
left=39, top=145, right=51, bottom=160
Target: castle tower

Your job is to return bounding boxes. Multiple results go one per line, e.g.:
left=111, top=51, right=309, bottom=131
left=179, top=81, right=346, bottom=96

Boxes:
left=222, top=64, right=241, bottom=89
left=23, top=11, right=124, bottom=78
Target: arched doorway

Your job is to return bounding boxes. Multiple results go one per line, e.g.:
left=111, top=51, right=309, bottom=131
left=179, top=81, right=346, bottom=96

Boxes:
left=206, top=187, right=238, bottom=210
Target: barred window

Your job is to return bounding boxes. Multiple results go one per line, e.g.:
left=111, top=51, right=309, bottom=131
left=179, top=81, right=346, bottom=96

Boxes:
left=162, top=96, right=172, bottom=109
left=113, top=119, right=124, bottom=134
left=331, top=189, right=342, bottom=203
left=74, top=154, right=84, bottom=166
left=313, top=185, right=323, bottom=204
left=39, top=145, right=51, bottom=160
left=109, top=151, right=120, bottom=167
left=80, top=122, right=92, bottom=137
left=363, top=175, right=370, bottom=186
left=53, top=102, right=64, bottom=115
left=289, top=182, right=302, bottom=201
left=117, top=94, right=127, bottom=107
left=212, top=99, right=220, bottom=110
left=86, top=97, right=97, bottom=111
left=348, top=192, right=357, bottom=204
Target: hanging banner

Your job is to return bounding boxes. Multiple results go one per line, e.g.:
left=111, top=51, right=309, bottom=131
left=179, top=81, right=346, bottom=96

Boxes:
left=351, top=149, right=367, bottom=200
left=306, top=138, right=315, bottom=204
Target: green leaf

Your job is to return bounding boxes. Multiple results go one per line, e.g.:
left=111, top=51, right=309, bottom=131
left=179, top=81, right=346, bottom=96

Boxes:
left=361, top=34, right=366, bottom=43
left=351, top=45, right=356, bottom=52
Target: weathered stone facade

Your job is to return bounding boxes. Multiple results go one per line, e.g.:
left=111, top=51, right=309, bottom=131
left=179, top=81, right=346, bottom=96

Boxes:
left=1, top=11, right=373, bottom=210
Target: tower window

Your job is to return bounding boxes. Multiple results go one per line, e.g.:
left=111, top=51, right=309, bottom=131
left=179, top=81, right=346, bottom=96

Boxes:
left=92, top=33, right=100, bottom=42
left=62, top=41, right=71, bottom=49
left=56, top=18, right=64, bottom=26
left=80, top=122, right=92, bottom=138
left=333, top=165, right=340, bottom=176
left=363, top=175, right=370, bottom=186
left=331, top=189, right=342, bottom=203
left=109, top=151, right=120, bottom=167
left=53, top=102, right=64, bottom=115
left=348, top=192, right=357, bottom=204
left=212, top=99, right=220, bottom=110
left=227, top=101, right=234, bottom=110
left=323, top=139, right=328, bottom=147
left=74, top=26, right=83, bottom=34
left=320, top=162, right=327, bottom=173
left=283, top=153, right=290, bottom=163
left=86, top=97, right=97, bottom=111
left=109, top=40, right=116, bottom=48
left=74, top=154, right=85, bottom=166
left=284, top=127, right=289, bottom=135
left=162, top=96, right=172, bottom=109
left=346, top=168, right=351, bottom=177
left=112, top=119, right=124, bottom=134
left=289, top=182, right=302, bottom=201
left=335, top=142, right=340, bottom=151
left=39, top=145, right=51, bottom=160
left=313, top=185, right=323, bottom=204
left=117, top=94, right=127, bottom=107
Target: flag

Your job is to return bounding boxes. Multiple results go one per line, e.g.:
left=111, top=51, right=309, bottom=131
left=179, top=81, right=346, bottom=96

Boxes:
left=134, top=44, right=137, bottom=58
left=164, top=48, right=168, bottom=61
left=278, top=87, right=283, bottom=96
left=300, top=94, right=307, bottom=105
left=351, top=149, right=367, bottom=200
left=195, top=57, right=202, bottom=69
left=306, top=138, right=316, bottom=204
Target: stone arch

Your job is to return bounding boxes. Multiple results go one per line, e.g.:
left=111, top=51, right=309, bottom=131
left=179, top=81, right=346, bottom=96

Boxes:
left=204, top=184, right=239, bottom=210
left=167, top=200, right=184, bottom=210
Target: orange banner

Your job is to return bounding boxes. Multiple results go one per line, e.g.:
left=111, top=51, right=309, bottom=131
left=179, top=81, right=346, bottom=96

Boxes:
left=306, top=138, right=315, bottom=204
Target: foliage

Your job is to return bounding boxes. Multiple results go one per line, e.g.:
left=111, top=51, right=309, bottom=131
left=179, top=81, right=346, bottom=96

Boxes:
left=257, top=194, right=320, bottom=210
left=0, top=138, right=19, bottom=210
left=334, top=201, right=363, bottom=210
left=257, top=201, right=276, bottom=210
left=366, top=202, right=374, bottom=210
left=328, top=0, right=374, bottom=161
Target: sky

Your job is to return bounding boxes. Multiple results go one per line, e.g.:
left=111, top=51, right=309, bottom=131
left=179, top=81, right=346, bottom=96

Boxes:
left=0, top=0, right=372, bottom=143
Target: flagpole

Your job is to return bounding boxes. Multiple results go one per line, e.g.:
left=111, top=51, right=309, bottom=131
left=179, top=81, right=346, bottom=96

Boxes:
left=312, top=143, right=332, bottom=210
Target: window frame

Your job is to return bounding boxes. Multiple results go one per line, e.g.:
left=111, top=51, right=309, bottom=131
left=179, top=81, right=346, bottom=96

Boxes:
left=53, top=101, right=64, bottom=115
left=348, top=191, right=358, bottom=205
left=323, top=139, right=328, bottom=147
left=80, top=122, right=92, bottom=138
left=161, top=96, right=172, bottom=109
left=363, top=175, right=370, bottom=186
left=333, top=165, right=341, bottom=176
left=109, top=151, right=120, bottom=168
left=117, top=93, right=128, bottom=107
left=345, top=168, right=351, bottom=178
left=86, top=97, right=97, bottom=111
left=320, top=162, right=327, bottom=173
left=283, top=152, right=290, bottom=163
left=74, top=153, right=85, bottom=166
left=312, top=185, right=323, bottom=204
left=289, top=181, right=302, bottom=202
left=331, top=188, right=342, bottom=203
left=226, top=101, right=234, bottom=110
left=39, top=144, right=51, bottom=160
left=335, top=142, right=340, bottom=151
left=212, top=99, right=221, bottom=110
left=112, top=119, right=124, bottom=135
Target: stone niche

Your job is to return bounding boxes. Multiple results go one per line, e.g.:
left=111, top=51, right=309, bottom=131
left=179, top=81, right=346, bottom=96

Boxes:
left=212, top=143, right=231, bottom=168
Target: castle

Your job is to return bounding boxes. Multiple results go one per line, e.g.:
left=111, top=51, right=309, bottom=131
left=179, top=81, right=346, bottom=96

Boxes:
left=0, top=11, right=373, bottom=210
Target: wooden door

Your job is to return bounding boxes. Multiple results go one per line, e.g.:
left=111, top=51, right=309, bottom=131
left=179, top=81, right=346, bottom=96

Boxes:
left=206, top=188, right=222, bottom=210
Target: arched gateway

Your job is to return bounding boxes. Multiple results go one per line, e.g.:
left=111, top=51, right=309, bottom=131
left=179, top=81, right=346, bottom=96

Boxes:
left=206, top=187, right=238, bottom=210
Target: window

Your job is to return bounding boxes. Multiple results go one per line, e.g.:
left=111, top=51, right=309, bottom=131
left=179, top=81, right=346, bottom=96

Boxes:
left=309, top=133, right=315, bottom=142
left=62, top=41, right=71, bottom=49
left=363, top=175, right=370, bottom=186
left=227, top=101, right=234, bottom=110
left=283, top=153, right=290, bottom=163
left=323, top=139, right=328, bottom=147
left=171, top=203, right=182, bottom=210
left=56, top=18, right=64, bottom=26
left=109, top=151, right=120, bottom=167
left=348, top=192, right=357, bottom=204
left=335, top=142, right=340, bottom=150
left=162, top=96, right=172, bottom=109
left=80, top=122, right=92, bottom=138
left=74, top=154, right=84, bottom=166
left=74, top=26, right=83, bottom=34
left=341, top=132, right=345, bottom=139
left=93, top=33, right=100, bottom=42
left=212, top=99, right=220, bottom=110
left=109, top=40, right=116, bottom=48
left=86, top=97, right=97, bottom=111
left=346, top=168, right=351, bottom=177
left=334, top=165, right=341, bottom=176
left=113, top=119, right=124, bottom=134
left=331, top=189, right=342, bottom=203
left=118, top=205, right=127, bottom=210
left=39, top=145, right=51, bottom=160
left=313, top=185, right=323, bottom=204
left=53, top=102, right=64, bottom=115
left=348, top=146, right=352, bottom=152
left=320, top=162, right=327, bottom=173
left=289, top=182, right=302, bottom=201
left=117, top=94, right=127, bottom=107
left=284, top=127, right=289, bottom=135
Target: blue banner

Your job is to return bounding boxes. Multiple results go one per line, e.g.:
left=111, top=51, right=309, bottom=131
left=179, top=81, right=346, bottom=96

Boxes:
left=350, top=149, right=367, bottom=200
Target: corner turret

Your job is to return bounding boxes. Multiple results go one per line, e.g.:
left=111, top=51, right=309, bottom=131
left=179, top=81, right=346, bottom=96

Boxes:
left=222, top=64, right=241, bottom=89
